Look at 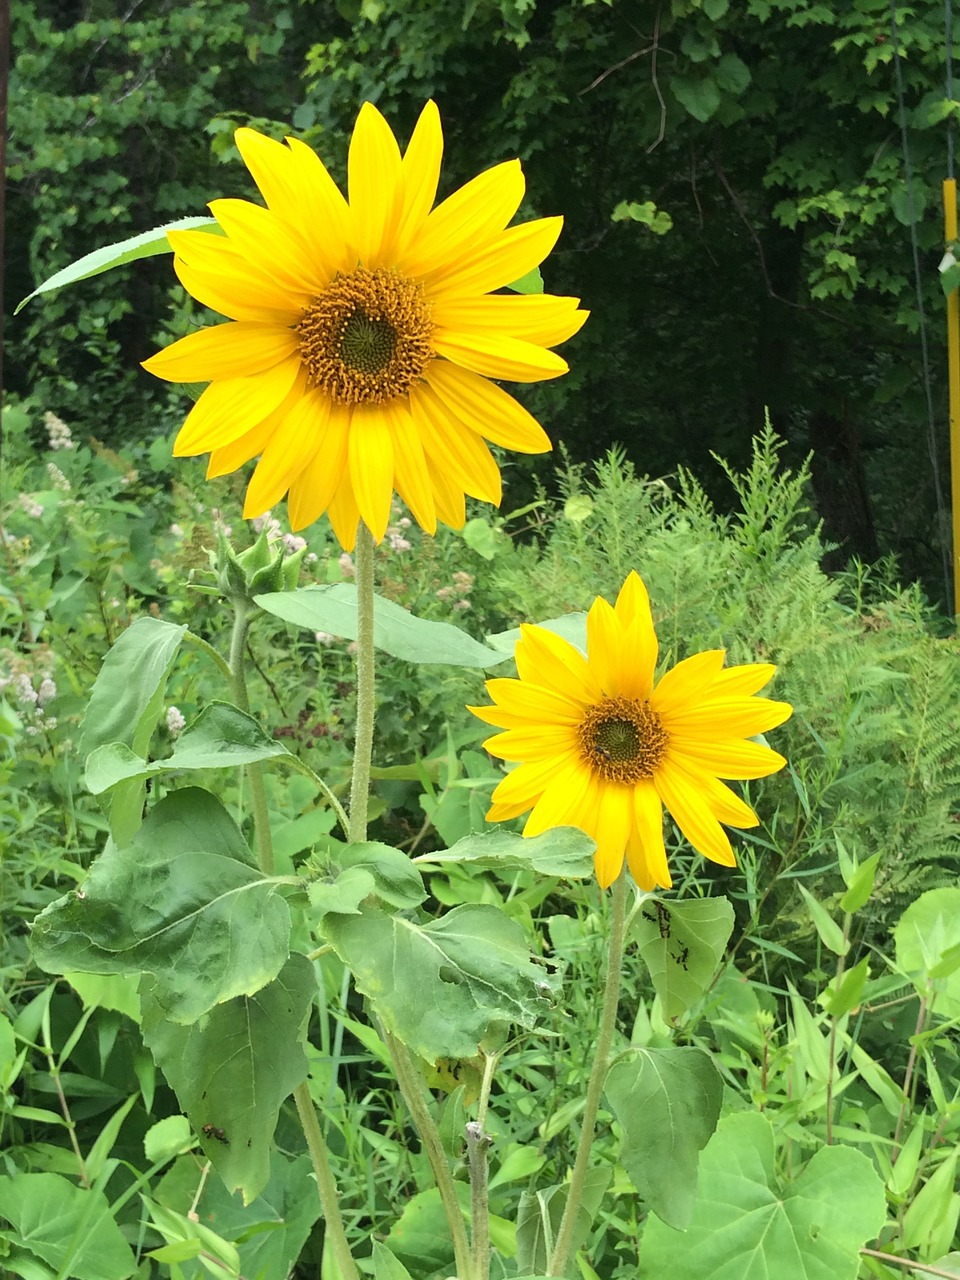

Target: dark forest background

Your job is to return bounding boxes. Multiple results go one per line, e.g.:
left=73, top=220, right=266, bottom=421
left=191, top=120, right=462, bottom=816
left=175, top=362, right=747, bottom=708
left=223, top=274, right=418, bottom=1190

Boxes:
left=7, top=0, right=957, bottom=600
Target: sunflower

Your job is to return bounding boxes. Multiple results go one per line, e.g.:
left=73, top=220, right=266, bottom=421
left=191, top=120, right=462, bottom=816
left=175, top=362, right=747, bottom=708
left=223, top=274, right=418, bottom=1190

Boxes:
left=470, top=572, right=792, bottom=890
left=142, top=101, right=586, bottom=550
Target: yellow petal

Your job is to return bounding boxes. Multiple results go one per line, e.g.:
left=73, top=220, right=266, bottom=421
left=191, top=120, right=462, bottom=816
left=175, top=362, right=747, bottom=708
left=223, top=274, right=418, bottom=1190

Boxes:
left=429, top=217, right=563, bottom=300
left=327, top=468, right=361, bottom=550
left=483, top=726, right=580, bottom=762
left=654, top=757, right=736, bottom=867
left=523, top=755, right=595, bottom=838
left=474, top=677, right=584, bottom=726
left=585, top=596, right=626, bottom=698
left=394, top=100, right=443, bottom=258
left=171, top=244, right=300, bottom=324
left=433, top=330, right=568, bottom=383
left=429, top=464, right=467, bottom=529
left=628, top=781, right=672, bottom=890
left=662, top=697, right=793, bottom=738
left=491, top=754, right=576, bottom=805
left=142, top=322, right=299, bottom=383
left=409, top=383, right=502, bottom=504
left=207, top=370, right=308, bottom=477
left=650, top=650, right=726, bottom=713
left=594, top=844, right=625, bottom=891
left=432, top=293, right=588, bottom=347
left=242, top=389, right=331, bottom=518
left=347, top=405, right=394, bottom=541
left=287, top=401, right=351, bottom=531
left=234, top=128, right=301, bottom=219
left=487, top=797, right=534, bottom=822
left=714, top=662, right=778, bottom=697
left=383, top=399, right=436, bottom=535
left=514, top=623, right=603, bottom=705
left=668, top=735, right=786, bottom=780
left=401, top=160, right=525, bottom=278
left=424, top=362, right=552, bottom=453
left=173, top=357, right=301, bottom=454
left=208, top=198, right=319, bottom=298
left=349, top=101, right=403, bottom=266
left=612, top=572, right=658, bottom=700
left=285, top=135, right=358, bottom=277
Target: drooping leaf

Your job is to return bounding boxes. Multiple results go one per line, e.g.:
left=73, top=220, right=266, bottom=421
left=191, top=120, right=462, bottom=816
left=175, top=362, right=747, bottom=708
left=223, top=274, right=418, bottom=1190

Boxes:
left=85, top=701, right=291, bottom=794
left=638, top=1112, right=886, bottom=1279
left=31, top=788, right=291, bottom=1023
left=604, top=1047, right=722, bottom=1229
left=141, top=954, right=315, bottom=1203
left=633, top=896, right=735, bottom=1022
left=255, top=584, right=509, bottom=668
left=322, top=903, right=552, bottom=1060
left=79, top=616, right=188, bottom=844
left=0, top=1173, right=136, bottom=1280
left=414, top=827, right=596, bottom=880
left=15, top=217, right=219, bottom=312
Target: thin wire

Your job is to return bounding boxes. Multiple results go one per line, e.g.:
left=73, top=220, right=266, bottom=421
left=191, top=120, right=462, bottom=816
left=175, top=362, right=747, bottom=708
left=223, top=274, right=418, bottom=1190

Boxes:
left=890, top=0, right=952, bottom=606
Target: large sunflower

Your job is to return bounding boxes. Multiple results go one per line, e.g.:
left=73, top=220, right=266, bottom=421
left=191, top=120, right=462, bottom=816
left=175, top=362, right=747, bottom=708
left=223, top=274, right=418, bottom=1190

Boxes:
left=470, top=572, right=792, bottom=890
left=142, top=101, right=586, bottom=549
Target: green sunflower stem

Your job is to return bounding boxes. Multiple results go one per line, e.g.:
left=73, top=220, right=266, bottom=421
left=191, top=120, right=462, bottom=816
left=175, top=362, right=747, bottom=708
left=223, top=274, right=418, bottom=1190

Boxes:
left=548, top=868, right=628, bottom=1280
left=349, top=522, right=376, bottom=844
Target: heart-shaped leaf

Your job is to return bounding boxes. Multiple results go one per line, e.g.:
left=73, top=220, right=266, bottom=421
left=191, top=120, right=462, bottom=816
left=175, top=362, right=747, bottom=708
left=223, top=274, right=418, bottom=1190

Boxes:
left=633, top=896, right=734, bottom=1022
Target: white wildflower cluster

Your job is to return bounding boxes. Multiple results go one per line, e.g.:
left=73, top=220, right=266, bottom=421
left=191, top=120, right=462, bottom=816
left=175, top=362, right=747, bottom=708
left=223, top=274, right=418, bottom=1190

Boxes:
left=46, top=462, right=71, bottom=492
left=0, top=653, right=59, bottom=735
left=44, top=411, right=74, bottom=451
left=250, top=509, right=317, bottom=563
left=384, top=513, right=412, bottom=552
left=165, top=706, right=186, bottom=737
left=338, top=552, right=355, bottom=578
left=314, top=631, right=337, bottom=646
left=17, top=495, right=44, bottom=520
left=436, top=570, right=474, bottom=611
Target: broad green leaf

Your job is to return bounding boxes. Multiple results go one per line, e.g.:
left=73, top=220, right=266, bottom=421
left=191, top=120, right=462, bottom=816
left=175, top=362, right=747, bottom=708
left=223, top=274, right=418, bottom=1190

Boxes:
left=31, top=788, right=291, bottom=1023
left=15, top=217, right=218, bottom=312
left=372, top=1242, right=415, bottom=1280
left=821, top=956, right=870, bottom=1017
left=384, top=1185, right=515, bottom=1275
left=671, top=74, right=721, bottom=122
left=153, top=1150, right=321, bottom=1280
left=0, top=1172, right=136, bottom=1280
left=255, top=584, right=509, bottom=668
left=633, top=897, right=734, bottom=1022
left=141, top=954, right=315, bottom=1204
left=515, top=1168, right=611, bottom=1278
left=323, top=903, right=552, bottom=1060
left=489, top=1144, right=547, bottom=1190
left=80, top=616, right=187, bottom=844
left=895, top=887, right=960, bottom=1016
left=414, top=827, right=596, bottom=880
left=839, top=852, right=881, bottom=914
left=638, top=1112, right=886, bottom=1280
left=797, top=883, right=848, bottom=955
left=63, top=972, right=141, bottom=1021
left=144, top=1115, right=193, bottom=1164
left=85, top=702, right=291, bottom=794
left=460, top=516, right=501, bottom=559
left=940, top=258, right=960, bottom=297
left=605, top=1046, right=723, bottom=1229
left=486, top=612, right=588, bottom=655
left=317, top=841, right=426, bottom=911
left=507, top=266, right=543, bottom=294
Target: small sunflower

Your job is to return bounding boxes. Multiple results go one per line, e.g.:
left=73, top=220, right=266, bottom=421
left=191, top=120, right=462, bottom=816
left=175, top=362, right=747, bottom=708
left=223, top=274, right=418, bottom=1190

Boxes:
left=470, top=572, right=792, bottom=890
left=142, top=101, right=586, bottom=550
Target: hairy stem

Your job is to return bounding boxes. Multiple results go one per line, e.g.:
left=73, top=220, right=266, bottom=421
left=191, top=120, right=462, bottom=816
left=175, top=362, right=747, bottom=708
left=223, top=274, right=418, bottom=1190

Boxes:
left=348, top=522, right=376, bottom=844
left=548, top=870, right=627, bottom=1278
left=228, top=602, right=273, bottom=875
left=294, top=1081, right=361, bottom=1280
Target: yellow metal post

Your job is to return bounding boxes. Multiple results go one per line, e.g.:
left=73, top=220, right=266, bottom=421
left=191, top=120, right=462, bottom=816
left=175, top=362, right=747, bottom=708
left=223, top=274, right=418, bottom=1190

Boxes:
left=945, top=178, right=960, bottom=615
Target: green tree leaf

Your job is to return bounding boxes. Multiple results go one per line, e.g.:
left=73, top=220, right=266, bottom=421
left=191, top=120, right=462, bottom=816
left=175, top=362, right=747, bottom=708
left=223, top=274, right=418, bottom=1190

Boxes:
left=15, top=217, right=219, bottom=312
left=671, top=74, right=722, bottom=121
left=633, top=897, right=734, bottom=1022
left=323, top=903, right=552, bottom=1059
left=0, top=1172, right=136, bottom=1280
left=255, top=584, right=509, bottom=667
left=605, top=1046, right=723, bottom=1229
left=638, top=1112, right=886, bottom=1279
left=141, top=954, right=315, bottom=1204
left=79, top=616, right=187, bottom=845
left=85, top=701, right=291, bottom=794
left=31, top=788, right=291, bottom=1023
left=414, top=827, right=596, bottom=880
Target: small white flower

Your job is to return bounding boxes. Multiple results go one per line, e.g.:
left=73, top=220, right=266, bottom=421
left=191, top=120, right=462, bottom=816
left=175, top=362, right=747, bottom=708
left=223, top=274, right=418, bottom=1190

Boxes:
left=37, top=678, right=57, bottom=705
left=44, top=411, right=75, bottom=451
left=339, top=552, right=355, bottom=578
left=14, top=674, right=38, bottom=706
left=283, top=533, right=307, bottom=554
left=46, top=463, right=70, bottom=492
left=165, top=706, right=186, bottom=737
left=314, top=631, right=337, bottom=646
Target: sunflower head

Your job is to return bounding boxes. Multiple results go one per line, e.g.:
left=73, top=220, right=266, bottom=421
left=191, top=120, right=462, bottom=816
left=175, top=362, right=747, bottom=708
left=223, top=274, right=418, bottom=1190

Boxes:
left=142, top=101, right=588, bottom=550
left=470, top=571, right=792, bottom=891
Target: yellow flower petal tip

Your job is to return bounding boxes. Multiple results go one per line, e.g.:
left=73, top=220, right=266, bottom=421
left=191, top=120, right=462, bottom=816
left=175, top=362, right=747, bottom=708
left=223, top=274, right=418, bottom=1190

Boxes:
left=142, top=101, right=587, bottom=548
left=472, top=572, right=793, bottom=891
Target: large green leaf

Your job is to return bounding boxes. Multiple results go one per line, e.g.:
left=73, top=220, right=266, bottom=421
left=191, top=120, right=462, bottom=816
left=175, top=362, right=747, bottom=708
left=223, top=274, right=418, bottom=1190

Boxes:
left=323, top=903, right=551, bottom=1059
left=79, top=616, right=188, bottom=845
left=632, top=896, right=734, bottom=1022
left=895, top=887, right=960, bottom=1016
left=604, top=1047, right=722, bottom=1229
left=85, top=702, right=291, bottom=794
left=255, top=583, right=509, bottom=668
left=15, top=217, right=219, bottom=312
left=141, top=954, right=315, bottom=1204
left=310, top=841, right=426, bottom=920
left=31, top=788, right=291, bottom=1023
left=486, top=612, right=588, bottom=655
left=0, top=1172, right=136, bottom=1280
left=638, top=1112, right=886, bottom=1279
left=414, top=827, right=596, bottom=880
left=383, top=1185, right=515, bottom=1279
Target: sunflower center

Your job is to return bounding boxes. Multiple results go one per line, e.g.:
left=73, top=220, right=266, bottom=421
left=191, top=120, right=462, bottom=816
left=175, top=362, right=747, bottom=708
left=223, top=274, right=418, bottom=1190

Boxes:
left=297, top=267, right=434, bottom=405
left=577, top=697, right=669, bottom=784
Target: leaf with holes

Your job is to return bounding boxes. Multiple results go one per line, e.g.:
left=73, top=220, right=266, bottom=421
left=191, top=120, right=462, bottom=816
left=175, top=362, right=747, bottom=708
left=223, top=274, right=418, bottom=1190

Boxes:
left=633, top=897, right=734, bottom=1022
